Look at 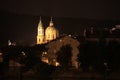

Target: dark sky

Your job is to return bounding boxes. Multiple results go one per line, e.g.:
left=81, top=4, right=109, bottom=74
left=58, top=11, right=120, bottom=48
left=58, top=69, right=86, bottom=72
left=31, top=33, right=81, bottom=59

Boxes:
left=1, top=0, right=120, bottom=19
left=0, top=0, right=120, bottom=45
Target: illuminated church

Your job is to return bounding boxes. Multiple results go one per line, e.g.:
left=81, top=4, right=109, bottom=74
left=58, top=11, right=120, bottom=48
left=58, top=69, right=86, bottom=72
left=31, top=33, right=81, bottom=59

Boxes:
left=37, top=17, right=59, bottom=44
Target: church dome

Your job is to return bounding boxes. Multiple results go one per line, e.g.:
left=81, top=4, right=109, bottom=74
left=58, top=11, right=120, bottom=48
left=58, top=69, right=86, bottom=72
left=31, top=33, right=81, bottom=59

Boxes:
left=46, top=18, right=57, bottom=32
left=45, top=18, right=59, bottom=41
left=46, top=25, right=57, bottom=33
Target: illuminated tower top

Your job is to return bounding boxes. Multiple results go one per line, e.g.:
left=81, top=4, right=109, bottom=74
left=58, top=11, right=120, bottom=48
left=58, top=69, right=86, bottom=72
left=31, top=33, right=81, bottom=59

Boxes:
left=38, top=17, right=44, bottom=36
left=45, top=17, right=59, bottom=41
left=49, top=17, right=54, bottom=27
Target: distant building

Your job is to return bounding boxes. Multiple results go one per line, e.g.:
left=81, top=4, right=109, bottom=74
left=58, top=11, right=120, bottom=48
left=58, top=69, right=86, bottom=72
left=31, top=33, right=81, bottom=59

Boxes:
left=83, top=26, right=120, bottom=43
left=37, top=17, right=59, bottom=44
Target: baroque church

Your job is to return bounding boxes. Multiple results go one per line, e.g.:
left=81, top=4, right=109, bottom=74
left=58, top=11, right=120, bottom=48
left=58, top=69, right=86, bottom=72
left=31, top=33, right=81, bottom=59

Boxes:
left=37, top=17, right=59, bottom=44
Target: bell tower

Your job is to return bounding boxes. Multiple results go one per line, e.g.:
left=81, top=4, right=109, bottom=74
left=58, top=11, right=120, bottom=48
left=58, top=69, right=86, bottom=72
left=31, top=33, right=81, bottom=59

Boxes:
left=37, top=17, right=44, bottom=44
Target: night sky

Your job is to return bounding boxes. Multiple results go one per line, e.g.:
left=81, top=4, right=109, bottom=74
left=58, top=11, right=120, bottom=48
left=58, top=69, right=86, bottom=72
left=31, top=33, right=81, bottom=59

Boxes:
left=0, top=0, right=120, bottom=45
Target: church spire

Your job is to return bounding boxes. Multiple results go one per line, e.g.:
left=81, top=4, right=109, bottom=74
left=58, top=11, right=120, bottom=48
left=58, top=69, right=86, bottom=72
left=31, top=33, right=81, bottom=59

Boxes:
left=49, top=17, right=54, bottom=26
left=37, top=16, right=44, bottom=36
left=38, top=16, right=43, bottom=27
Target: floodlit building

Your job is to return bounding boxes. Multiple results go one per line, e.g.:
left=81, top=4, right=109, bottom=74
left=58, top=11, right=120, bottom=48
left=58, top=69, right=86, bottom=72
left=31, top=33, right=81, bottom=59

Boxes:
left=37, top=17, right=59, bottom=44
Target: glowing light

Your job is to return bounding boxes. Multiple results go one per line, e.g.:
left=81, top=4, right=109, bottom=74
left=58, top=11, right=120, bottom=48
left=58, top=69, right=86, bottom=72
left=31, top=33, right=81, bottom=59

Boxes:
left=60, top=39, right=62, bottom=42
left=0, top=53, right=2, bottom=56
left=41, top=52, right=49, bottom=64
left=43, top=51, right=47, bottom=55
left=0, top=52, right=3, bottom=62
left=68, top=35, right=71, bottom=37
left=55, top=62, right=60, bottom=66
left=41, top=58, right=49, bottom=63
left=21, top=51, right=26, bottom=56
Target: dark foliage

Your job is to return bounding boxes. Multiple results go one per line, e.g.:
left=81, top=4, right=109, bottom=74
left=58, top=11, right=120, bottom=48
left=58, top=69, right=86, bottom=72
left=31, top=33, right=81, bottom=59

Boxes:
left=56, top=45, right=72, bottom=68
left=78, top=40, right=120, bottom=73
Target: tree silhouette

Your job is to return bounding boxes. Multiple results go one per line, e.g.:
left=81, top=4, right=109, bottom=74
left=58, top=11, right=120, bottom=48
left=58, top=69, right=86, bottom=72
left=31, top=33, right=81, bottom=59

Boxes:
left=78, top=41, right=105, bottom=73
left=56, top=45, right=72, bottom=68
left=105, top=40, right=120, bottom=72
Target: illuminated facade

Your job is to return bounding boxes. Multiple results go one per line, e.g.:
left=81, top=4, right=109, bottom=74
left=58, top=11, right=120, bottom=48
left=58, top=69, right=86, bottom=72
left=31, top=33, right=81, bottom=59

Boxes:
left=37, top=17, right=59, bottom=44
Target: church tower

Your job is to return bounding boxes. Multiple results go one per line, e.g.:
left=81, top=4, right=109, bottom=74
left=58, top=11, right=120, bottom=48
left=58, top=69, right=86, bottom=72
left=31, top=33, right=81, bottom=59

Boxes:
left=37, top=17, right=45, bottom=44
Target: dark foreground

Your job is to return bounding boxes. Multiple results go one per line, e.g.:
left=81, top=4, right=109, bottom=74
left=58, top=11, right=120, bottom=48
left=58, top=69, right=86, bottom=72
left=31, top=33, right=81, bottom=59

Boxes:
left=1, top=73, right=120, bottom=80
left=1, top=68, right=120, bottom=80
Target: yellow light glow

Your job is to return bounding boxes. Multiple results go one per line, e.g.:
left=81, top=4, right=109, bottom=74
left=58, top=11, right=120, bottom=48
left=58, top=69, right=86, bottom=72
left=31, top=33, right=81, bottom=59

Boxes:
left=42, top=58, right=49, bottom=63
left=43, top=52, right=47, bottom=55
left=55, top=62, right=60, bottom=66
